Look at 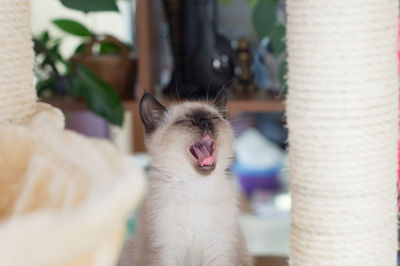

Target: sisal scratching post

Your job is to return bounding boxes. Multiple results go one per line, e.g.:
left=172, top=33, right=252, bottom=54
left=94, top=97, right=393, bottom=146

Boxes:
left=286, top=1, right=398, bottom=265
left=0, top=0, right=36, bottom=124
left=0, top=0, right=145, bottom=265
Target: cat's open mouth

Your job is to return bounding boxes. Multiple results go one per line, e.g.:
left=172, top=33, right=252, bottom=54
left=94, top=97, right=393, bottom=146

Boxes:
left=189, top=134, right=216, bottom=172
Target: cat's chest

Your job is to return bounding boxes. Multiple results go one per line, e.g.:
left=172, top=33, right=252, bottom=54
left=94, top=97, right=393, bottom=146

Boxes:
left=150, top=191, right=237, bottom=239
left=151, top=199, right=236, bottom=261
left=158, top=197, right=234, bottom=225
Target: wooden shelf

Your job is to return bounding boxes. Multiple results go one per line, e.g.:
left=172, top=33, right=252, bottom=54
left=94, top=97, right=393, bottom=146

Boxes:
left=41, top=93, right=285, bottom=113
left=254, top=256, right=287, bottom=266
left=40, top=95, right=136, bottom=111
left=42, top=93, right=284, bottom=152
left=227, top=97, right=285, bottom=113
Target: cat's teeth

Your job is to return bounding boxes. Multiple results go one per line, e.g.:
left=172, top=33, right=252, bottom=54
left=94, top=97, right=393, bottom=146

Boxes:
left=199, top=156, right=215, bottom=166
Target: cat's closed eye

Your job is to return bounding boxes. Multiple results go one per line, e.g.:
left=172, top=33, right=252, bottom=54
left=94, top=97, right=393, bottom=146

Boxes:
left=174, top=116, right=221, bottom=126
left=174, top=119, right=192, bottom=125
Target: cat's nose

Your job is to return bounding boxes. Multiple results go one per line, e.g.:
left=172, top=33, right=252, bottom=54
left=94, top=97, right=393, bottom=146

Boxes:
left=197, top=117, right=211, bottom=130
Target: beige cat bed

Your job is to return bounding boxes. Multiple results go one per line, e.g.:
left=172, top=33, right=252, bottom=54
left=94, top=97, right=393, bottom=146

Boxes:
left=0, top=1, right=145, bottom=265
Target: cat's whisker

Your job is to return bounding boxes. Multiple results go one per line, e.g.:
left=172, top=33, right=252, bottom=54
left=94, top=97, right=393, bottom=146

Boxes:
left=206, top=80, right=212, bottom=102
left=220, top=76, right=237, bottom=92
left=226, top=117, right=250, bottom=123
left=186, top=86, right=200, bottom=101
left=175, top=82, right=181, bottom=103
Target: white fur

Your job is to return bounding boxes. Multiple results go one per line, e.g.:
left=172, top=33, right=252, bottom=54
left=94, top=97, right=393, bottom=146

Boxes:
left=120, top=102, right=252, bottom=266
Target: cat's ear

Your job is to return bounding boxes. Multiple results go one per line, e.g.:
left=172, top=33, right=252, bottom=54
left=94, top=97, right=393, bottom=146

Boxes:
left=212, top=89, right=227, bottom=118
left=139, top=93, right=167, bottom=134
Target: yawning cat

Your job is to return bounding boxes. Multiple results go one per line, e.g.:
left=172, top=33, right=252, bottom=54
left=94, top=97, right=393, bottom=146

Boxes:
left=120, top=91, right=252, bottom=266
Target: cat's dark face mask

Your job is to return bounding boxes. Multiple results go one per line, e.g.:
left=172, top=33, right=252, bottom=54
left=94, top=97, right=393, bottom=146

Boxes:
left=186, top=111, right=219, bottom=172
left=139, top=90, right=228, bottom=175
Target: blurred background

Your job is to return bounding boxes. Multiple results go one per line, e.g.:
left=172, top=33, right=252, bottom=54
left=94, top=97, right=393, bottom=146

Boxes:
left=32, top=0, right=288, bottom=265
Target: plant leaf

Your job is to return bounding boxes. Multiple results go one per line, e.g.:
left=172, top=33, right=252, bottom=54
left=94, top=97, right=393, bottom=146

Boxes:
left=278, top=59, right=287, bottom=93
left=69, top=76, right=81, bottom=96
left=246, top=0, right=259, bottom=8
left=99, top=42, right=120, bottom=54
left=252, top=0, right=277, bottom=39
left=49, top=43, right=64, bottom=62
left=33, top=38, right=44, bottom=54
left=269, top=24, right=286, bottom=56
left=60, top=0, right=119, bottom=12
left=71, top=64, right=124, bottom=126
left=41, top=31, right=50, bottom=43
left=74, top=43, right=87, bottom=55
left=65, top=61, right=73, bottom=75
left=219, top=0, right=233, bottom=4
left=53, top=19, right=92, bottom=37
left=36, top=78, right=56, bottom=94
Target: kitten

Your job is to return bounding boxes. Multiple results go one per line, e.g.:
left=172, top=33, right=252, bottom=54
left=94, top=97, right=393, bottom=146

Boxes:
left=119, top=91, right=252, bottom=266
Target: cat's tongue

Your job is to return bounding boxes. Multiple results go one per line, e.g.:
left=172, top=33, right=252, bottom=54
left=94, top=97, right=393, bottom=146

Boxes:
left=190, top=135, right=216, bottom=167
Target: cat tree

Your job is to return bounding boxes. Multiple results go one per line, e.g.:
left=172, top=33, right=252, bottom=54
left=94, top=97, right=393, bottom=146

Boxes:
left=286, top=0, right=398, bottom=265
left=1, top=0, right=398, bottom=265
left=0, top=0, right=145, bottom=265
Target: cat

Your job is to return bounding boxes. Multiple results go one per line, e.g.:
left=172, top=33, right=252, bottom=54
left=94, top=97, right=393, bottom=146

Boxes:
left=119, top=90, right=252, bottom=266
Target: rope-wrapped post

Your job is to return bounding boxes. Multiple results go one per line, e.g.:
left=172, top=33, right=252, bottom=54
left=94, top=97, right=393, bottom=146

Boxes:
left=0, top=0, right=36, bottom=124
left=286, top=1, right=398, bottom=265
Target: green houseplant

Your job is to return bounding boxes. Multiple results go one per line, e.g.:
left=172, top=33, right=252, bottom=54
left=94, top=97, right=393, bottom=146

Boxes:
left=34, top=0, right=126, bottom=126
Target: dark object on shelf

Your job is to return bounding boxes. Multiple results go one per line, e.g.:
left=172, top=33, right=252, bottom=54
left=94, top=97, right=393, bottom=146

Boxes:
left=162, top=0, right=235, bottom=98
left=234, top=38, right=257, bottom=95
left=71, top=35, right=137, bottom=99
left=54, top=76, right=70, bottom=95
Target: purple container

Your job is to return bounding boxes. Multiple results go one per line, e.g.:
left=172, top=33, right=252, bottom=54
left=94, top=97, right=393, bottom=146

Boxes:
left=233, top=163, right=281, bottom=196
left=238, top=174, right=280, bottom=196
left=65, top=111, right=110, bottom=139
